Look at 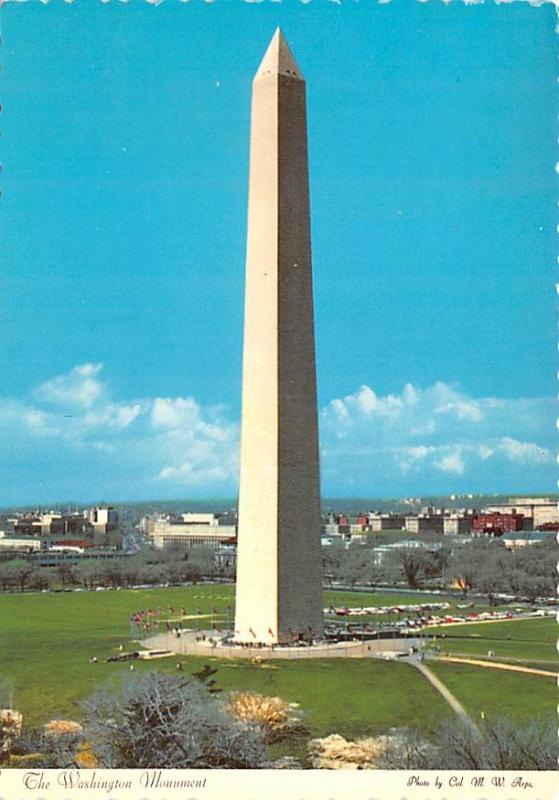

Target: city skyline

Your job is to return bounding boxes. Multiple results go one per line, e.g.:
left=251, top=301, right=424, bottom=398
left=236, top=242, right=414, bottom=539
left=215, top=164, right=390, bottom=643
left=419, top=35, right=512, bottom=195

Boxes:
left=2, top=3, right=556, bottom=504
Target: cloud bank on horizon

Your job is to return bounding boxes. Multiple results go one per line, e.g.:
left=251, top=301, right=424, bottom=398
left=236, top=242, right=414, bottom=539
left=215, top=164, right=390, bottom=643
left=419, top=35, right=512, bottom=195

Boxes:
left=0, top=363, right=554, bottom=505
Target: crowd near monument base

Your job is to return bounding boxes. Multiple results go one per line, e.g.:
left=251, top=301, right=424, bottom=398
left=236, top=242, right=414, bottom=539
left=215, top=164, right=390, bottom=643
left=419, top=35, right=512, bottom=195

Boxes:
left=143, top=627, right=419, bottom=661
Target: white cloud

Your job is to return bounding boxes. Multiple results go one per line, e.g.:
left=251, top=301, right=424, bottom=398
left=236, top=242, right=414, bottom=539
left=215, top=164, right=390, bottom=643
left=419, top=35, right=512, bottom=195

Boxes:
left=435, top=398, right=483, bottom=422
left=0, top=364, right=239, bottom=497
left=435, top=450, right=465, bottom=475
left=35, top=363, right=104, bottom=408
left=151, top=397, right=201, bottom=430
left=498, top=436, right=551, bottom=465
left=0, top=368, right=553, bottom=501
left=321, top=381, right=554, bottom=492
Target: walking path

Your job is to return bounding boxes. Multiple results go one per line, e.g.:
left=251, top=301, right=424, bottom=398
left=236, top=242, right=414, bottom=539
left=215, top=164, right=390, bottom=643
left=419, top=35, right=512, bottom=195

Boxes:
left=434, top=655, right=556, bottom=678
left=402, top=655, right=479, bottom=735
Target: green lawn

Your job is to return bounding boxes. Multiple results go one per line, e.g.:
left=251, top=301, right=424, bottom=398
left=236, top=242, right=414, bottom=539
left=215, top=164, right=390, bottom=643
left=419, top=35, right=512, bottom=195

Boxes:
left=184, top=658, right=449, bottom=739
left=425, top=618, right=557, bottom=665
left=0, top=585, right=552, bottom=738
left=428, top=662, right=555, bottom=723
left=325, top=589, right=458, bottom=607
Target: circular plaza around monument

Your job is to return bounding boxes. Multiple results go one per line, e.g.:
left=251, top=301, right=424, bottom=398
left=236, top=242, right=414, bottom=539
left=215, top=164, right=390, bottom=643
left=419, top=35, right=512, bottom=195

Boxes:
left=143, top=627, right=420, bottom=661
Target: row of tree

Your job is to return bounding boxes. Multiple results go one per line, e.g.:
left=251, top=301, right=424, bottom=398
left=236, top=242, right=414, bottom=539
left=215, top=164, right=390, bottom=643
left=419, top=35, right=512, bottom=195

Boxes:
left=0, top=535, right=555, bottom=602
left=323, top=536, right=556, bottom=602
left=0, top=547, right=231, bottom=593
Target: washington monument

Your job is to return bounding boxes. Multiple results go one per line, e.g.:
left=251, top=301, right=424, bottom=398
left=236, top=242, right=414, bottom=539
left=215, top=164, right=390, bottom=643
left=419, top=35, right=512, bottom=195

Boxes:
left=234, top=30, right=324, bottom=644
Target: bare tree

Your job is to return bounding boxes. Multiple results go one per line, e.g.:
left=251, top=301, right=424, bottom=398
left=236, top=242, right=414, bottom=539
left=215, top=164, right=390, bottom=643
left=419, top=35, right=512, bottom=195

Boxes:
left=380, top=715, right=556, bottom=770
left=57, top=562, right=74, bottom=589
left=391, top=548, right=433, bottom=589
left=4, top=559, right=35, bottom=593
left=70, top=561, right=100, bottom=589
left=82, top=671, right=266, bottom=769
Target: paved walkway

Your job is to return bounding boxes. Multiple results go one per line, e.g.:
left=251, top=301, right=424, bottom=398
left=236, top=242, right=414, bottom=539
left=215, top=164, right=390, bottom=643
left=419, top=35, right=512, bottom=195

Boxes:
left=434, top=655, right=556, bottom=678
left=143, top=630, right=418, bottom=660
left=402, top=655, right=479, bottom=735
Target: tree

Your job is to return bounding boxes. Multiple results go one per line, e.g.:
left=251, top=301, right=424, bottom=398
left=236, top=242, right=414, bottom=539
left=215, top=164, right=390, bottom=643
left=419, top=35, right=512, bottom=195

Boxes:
left=508, top=541, right=556, bottom=602
left=185, top=548, right=216, bottom=581
left=380, top=715, right=556, bottom=770
left=322, top=542, right=346, bottom=587
left=390, top=548, right=433, bottom=589
left=339, top=546, right=369, bottom=589
left=473, top=564, right=504, bottom=605
left=57, top=562, right=74, bottom=589
left=0, top=562, right=12, bottom=592
left=137, top=561, right=166, bottom=586
left=82, top=671, right=266, bottom=769
left=71, top=561, right=100, bottom=590
left=4, top=559, right=35, bottom=592
left=28, top=566, right=51, bottom=592
left=445, top=539, right=495, bottom=596
left=97, top=561, right=124, bottom=589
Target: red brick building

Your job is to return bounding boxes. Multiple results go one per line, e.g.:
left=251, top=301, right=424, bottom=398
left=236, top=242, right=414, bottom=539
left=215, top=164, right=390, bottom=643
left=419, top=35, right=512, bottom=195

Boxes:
left=472, top=513, right=524, bottom=535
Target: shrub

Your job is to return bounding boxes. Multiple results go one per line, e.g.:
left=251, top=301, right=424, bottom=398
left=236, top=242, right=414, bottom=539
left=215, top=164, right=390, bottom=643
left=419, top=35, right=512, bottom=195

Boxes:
left=228, top=691, right=306, bottom=743
left=307, top=733, right=391, bottom=769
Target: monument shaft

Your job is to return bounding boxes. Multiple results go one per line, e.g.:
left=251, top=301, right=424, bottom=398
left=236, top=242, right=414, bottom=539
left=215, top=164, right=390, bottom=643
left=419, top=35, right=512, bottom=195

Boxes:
left=234, top=32, right=324, bottom=644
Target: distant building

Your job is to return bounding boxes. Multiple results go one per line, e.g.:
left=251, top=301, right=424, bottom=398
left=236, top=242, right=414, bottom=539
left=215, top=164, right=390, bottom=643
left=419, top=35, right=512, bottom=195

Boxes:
left=86, top=507, right=119, bottom=546
left=484, top=499, right=558, bottom=529
left=87, top=506, right=117, bottom=528
left=214, top=544, right=237, bottom=569
left=372, top=539, right=442, bottom=564
left=0, top=532, right=41, bottom=552
left=181, top=512, right=216, bottom=525
left=12, top=512, right=92, bottom=545
left=321, top=522, right=342, bottom=537
left=500, top=530, right=555, bottom=549
left=405, top=515, right=445, bottom=534
left=148, top=513, right=237, bottom=550
left=34, top=549, right=129, bottom=566
left=443, top=514, right=475, bottom=535
left=369, top=514, right=406, bottom=532
left=49, top=540, right=96, bottom=554
left=472, top=513, right=524, bottom=536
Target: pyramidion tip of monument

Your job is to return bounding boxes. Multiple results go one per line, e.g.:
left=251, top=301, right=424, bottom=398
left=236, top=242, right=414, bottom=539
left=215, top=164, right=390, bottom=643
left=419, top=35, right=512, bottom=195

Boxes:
left=254, top=28, right=304, bottom=82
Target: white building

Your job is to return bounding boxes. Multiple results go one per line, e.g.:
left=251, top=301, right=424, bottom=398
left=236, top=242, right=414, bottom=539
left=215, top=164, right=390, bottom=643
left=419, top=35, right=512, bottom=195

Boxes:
left=148, top=518, right=236, bottom=550
left=0, top=532, right=41, bottom=552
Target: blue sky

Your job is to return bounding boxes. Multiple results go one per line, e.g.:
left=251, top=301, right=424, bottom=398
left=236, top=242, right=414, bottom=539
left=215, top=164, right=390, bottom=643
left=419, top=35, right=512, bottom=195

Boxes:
left=1, top=1, right=557, bottom=504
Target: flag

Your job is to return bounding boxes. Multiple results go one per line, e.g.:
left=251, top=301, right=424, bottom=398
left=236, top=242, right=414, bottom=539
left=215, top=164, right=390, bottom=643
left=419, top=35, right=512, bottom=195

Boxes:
left=268, top=628, right=274, bottom=637
left=249, top=627, right=256, bottom=638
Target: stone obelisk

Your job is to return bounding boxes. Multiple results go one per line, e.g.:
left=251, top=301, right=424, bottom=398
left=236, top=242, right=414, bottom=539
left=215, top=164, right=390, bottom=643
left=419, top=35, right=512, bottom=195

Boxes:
left=234, top=30, right=324, bottom=645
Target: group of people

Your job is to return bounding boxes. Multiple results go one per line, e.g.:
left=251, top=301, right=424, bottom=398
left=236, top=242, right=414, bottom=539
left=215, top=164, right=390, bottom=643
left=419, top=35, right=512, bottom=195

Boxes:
left=128, top=605, right=191, bottom=634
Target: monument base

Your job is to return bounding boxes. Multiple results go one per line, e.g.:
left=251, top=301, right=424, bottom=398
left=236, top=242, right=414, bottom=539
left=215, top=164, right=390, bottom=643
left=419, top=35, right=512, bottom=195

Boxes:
left=141, top=628, right=418, bottom=661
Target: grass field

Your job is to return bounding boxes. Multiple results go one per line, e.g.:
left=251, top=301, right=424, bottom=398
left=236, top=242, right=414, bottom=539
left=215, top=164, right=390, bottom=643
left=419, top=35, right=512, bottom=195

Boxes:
left=0, top=584, right=553, bottom=739
left=428, top=662, right=556, bottom=723
left=425, top=618, right=557, bottom=665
